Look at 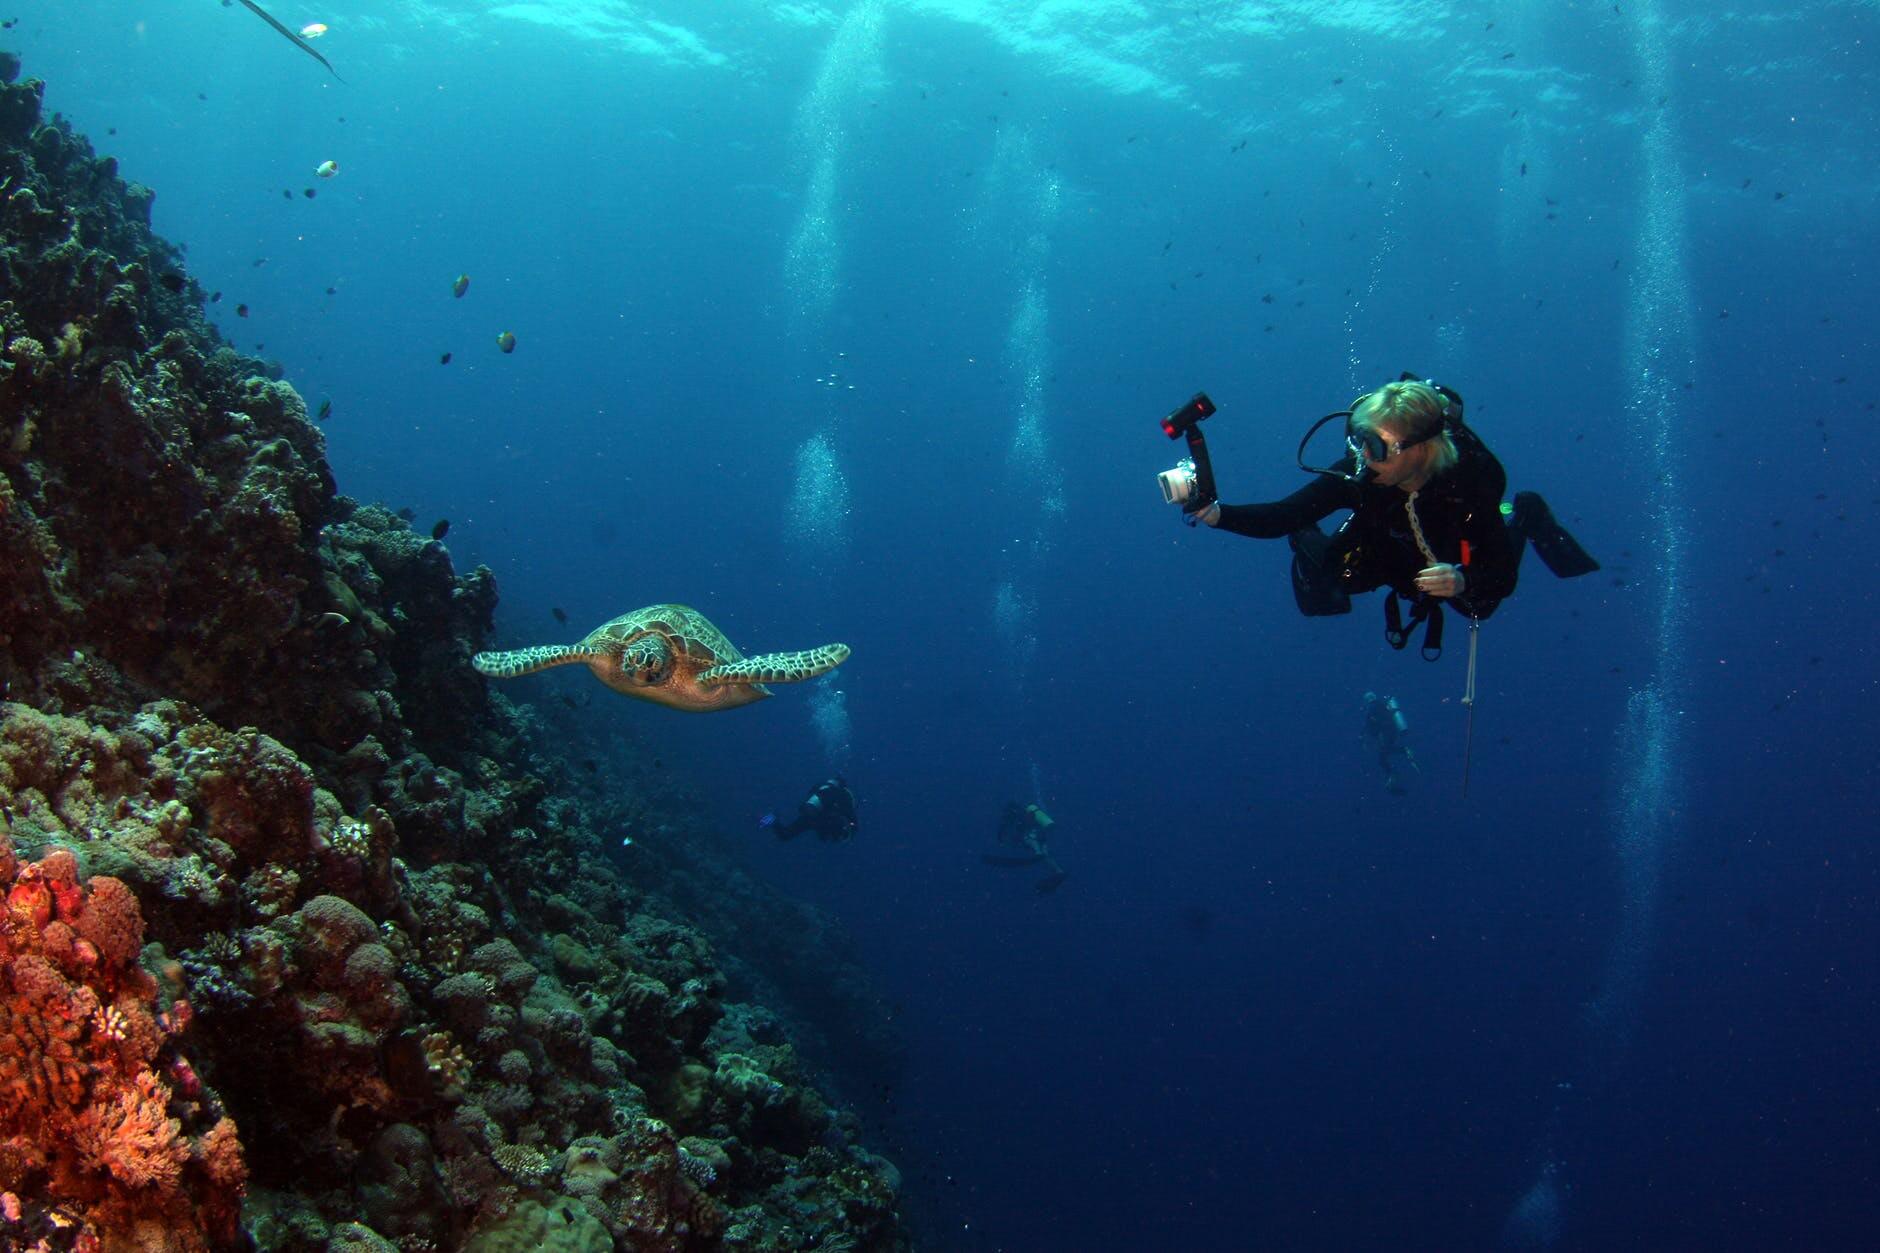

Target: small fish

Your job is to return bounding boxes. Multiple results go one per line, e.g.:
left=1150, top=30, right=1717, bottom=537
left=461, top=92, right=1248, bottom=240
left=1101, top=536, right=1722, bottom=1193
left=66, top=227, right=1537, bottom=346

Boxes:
left=431, top=519, right=450, bottom=540
left=303, top=187, right=316, bottom=199
left=236, top=303, right=250, bottom=317
left=282, top=189, right=292, bottom=200
left=325, top=286, right=337, bottom=295
left=158, top=272, right=186, bottom=293
left=1501, top=51, right=1515, bottom=60
left=452, top=273, right=470, bottom=298
left=396, top=506, right=417, bottom=521
left=581, top=760, right=598, bottom=772
left=551, top=607, right=569, bottom=624
left=210, top=291, right=222, bottom=303
left=496, top=330, right=516, bottom=354
left=233, top=1, right=342, bottom=80
left=316, top=399, right=332, bottom=420
left=1520, top=162, right=1527, bottom=176
left=299, top=22, right=327, bottom=39
left=108, top=127, right=117, bottom=135
left=439, top=352, right=452, bottom=365
left=318, top=611, right=350, bottom=627
left=315, top=160, right=339, bottom=178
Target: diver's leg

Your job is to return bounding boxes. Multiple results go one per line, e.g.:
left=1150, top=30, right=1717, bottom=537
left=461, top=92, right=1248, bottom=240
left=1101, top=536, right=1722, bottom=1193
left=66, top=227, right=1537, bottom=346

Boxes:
left=1510, top=492, right=1600, bottom=577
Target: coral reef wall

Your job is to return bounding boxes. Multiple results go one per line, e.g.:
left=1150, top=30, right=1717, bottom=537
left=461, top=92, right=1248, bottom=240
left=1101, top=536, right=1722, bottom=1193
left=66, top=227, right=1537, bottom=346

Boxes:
left=0, top=60, right=907, bottom=1252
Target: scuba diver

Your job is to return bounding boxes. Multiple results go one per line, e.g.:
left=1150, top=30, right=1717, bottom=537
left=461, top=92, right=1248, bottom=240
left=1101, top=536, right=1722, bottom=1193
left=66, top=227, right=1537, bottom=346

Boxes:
left=1164, top=375, right=1598, bottom=657
left=759, top=776, right=858, bottom=843
left=983, top=802, right=1068, bottom=894
left=1362, top=691, right=1420, bottom=796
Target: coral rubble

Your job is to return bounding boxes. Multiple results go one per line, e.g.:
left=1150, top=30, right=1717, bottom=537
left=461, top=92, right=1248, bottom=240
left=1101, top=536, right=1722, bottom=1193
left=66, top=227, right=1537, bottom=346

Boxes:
left=0, top=61, right=906, bottom=1251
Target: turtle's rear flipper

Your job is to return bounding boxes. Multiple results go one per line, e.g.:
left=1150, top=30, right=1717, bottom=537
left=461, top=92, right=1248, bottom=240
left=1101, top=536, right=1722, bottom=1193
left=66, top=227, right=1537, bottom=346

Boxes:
left=699, top=643, right=850, bottom=687
left=1510, top=491, right=1600, bottom=578
left=473, top=645, right=594, bottom=679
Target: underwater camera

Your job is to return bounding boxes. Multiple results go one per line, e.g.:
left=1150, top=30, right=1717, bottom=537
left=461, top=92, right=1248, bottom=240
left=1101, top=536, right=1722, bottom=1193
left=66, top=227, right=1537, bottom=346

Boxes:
left=1157, top=392, right=1218, bottom=507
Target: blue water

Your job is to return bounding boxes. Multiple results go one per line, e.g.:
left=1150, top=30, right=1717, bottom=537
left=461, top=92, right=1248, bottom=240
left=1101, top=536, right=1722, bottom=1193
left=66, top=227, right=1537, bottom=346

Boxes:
left=16, top=2, right=1879, bottom=1247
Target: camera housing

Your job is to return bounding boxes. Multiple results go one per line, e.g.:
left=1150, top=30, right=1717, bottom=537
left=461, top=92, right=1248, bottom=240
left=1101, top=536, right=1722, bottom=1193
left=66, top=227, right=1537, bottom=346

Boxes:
left=1158, top=458, right=1200, bottom=505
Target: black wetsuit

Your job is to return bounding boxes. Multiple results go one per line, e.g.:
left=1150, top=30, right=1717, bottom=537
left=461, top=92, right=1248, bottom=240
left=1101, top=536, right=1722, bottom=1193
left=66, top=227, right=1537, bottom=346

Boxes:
left=775, top=779, right=857, bottom=843
left=1216, top=424, right=1519, bottom=622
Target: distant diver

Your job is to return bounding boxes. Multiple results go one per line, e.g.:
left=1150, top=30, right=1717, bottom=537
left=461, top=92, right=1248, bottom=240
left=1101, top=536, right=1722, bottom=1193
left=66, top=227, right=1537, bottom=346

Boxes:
left=759, top=776, right=858, bottom=843
left=230, top=0, right=343, bottom=81
left=983, top=802, right=1068, bottom=894
left=1361, top=692, right=1420, bottom=796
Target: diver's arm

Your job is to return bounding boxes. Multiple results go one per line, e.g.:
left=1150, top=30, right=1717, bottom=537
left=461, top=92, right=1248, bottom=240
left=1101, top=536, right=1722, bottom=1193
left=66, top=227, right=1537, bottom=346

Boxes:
left=1212, top=473, right=1357, bottom=538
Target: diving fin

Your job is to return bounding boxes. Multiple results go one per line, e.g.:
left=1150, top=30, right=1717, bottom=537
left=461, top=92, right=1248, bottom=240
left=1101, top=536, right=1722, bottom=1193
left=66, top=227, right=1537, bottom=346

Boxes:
left=1511, top=491, right=1600, bottom=578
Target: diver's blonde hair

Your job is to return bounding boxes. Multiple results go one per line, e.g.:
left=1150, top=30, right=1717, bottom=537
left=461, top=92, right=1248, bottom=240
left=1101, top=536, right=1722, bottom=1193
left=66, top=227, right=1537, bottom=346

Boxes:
left=1350, top=379, right=1458, bottom=476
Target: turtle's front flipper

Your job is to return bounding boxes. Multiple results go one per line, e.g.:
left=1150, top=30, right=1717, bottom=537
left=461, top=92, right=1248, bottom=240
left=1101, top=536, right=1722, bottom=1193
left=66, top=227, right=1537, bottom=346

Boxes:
left=473, top=645, right=595, bottom=679
left=699, top=643, right=850, bottom=687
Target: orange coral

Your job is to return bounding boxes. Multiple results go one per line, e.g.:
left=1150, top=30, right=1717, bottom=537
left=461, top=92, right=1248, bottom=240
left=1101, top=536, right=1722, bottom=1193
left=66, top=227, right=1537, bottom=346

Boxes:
left=0, top=838, right=246, bottom=1249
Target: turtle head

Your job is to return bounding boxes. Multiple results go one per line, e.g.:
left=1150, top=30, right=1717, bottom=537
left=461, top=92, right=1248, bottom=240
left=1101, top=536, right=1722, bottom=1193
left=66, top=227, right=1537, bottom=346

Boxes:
left=608, top=635, right=674, bottom=690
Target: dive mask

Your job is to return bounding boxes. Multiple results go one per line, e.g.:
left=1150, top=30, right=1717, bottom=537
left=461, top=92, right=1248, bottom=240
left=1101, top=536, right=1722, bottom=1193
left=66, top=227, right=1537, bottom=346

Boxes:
left=1297, top=406, right=1443, bottom=481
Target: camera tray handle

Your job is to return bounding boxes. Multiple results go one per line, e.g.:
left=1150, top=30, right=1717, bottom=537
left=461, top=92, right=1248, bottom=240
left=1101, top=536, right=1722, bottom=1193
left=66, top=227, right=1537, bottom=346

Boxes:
left=1181, top=423, right=1217, bottom=508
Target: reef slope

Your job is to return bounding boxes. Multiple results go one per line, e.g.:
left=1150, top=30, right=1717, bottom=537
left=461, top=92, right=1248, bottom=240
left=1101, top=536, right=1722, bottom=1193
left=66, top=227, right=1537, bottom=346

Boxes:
left=0, top=61, right=907, bottom=1252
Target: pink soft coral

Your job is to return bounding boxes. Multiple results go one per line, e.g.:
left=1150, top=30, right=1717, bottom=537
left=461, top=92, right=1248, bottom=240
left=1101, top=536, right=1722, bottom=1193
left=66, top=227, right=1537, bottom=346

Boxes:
left=74, top=1070, right=188, bottom=1190
left=0, top=837, right=246, bottom=1249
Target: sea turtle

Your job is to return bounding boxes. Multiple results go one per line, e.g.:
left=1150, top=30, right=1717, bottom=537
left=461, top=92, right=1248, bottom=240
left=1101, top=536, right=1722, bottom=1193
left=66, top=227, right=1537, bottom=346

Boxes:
left=471, top=604, right=849, bottom=713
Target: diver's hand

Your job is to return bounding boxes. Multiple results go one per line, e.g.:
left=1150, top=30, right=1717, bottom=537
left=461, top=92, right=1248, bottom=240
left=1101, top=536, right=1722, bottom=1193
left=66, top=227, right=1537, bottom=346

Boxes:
left=1184, top=500, right=1221, bottom=528
left=1415, top=563, right=1466, bottom=598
